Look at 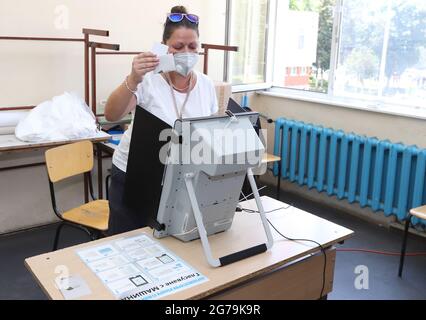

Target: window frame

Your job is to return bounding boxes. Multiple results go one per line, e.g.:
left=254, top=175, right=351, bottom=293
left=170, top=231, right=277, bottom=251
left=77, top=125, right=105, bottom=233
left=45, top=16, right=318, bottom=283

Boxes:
left=327, top=0, right=343, bottom=96
left=225, top=0, right=276, bottom=93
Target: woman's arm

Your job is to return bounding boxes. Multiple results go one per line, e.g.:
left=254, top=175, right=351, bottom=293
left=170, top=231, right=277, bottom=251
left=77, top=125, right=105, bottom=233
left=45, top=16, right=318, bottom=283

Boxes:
left=104, top=79, right=138, bottom=121
left=105, top=52, right=159, bottom=122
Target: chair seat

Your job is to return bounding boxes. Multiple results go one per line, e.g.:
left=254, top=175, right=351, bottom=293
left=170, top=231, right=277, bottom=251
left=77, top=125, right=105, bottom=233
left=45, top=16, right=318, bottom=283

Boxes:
left=62, top=200, right=109, bottom=231
left=262, top=153, right=281, bottom=164
left=410, top=205, right=426, bottom=220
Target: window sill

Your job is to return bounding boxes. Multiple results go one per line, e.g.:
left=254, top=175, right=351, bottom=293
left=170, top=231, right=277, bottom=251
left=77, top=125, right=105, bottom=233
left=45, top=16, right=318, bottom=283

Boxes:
left=232, top=83, right=272, bottom=93
left=257, top=88, right=426, bottom=121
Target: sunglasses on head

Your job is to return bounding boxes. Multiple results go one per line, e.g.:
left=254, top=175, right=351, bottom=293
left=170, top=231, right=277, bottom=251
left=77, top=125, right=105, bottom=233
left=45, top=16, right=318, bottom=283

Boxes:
left=167, top=13, right=199, bottom=24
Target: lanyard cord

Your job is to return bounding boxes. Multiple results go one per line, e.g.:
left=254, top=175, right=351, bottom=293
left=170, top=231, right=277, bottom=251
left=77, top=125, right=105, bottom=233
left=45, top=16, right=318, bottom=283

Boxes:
left=165, top=72, right=194, bottom=119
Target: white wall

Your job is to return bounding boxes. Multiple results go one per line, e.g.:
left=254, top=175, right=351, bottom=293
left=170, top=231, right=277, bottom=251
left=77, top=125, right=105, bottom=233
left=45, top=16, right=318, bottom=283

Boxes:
left=0, top=0, right=227, bottom=234
left=0, top=0, right=227, bottom=110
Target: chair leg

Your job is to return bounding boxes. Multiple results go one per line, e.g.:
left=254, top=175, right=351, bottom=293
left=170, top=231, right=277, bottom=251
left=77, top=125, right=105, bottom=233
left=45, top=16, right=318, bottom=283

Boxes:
left=54, top=222, right=97, bottom=251
left=276, top=160, right=282, bottom=200
left=398, top=215, right=412, bottom=278
left=89, top=229, right=105, bottom=241
left=53, top=222, right=65, bottom=251
left=90, top=230, right=99, bottom=241
left=105, top=174, right=111, bottom=200
left=75, top=225, right=95, bottom=241
left=98, top=230, right=107, bottom=239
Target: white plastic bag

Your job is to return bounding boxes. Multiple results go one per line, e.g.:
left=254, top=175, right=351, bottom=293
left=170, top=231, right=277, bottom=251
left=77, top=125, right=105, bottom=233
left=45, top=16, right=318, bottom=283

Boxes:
left=15, top=92, right=98, bottom=142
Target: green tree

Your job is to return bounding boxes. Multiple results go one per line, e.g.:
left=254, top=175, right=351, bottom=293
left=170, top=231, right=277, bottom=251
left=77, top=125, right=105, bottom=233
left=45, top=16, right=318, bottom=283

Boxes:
left=345, top=47, right=380, bottom=82
left=385, top=1, right=426, bottom=78
left=289, top=0, right=336, bottom=92
left=315, top=0, right=334, bottom=72
left=289, top=0, right=300, bottom=10
left=339, top=1, right=426, bottom=79
left=289, top=0, right=319, bottom=12
left=339, top=0, right=385, bottom=63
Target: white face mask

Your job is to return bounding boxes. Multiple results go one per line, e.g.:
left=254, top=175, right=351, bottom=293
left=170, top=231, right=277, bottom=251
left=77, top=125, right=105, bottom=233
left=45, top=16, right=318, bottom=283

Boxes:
left=174, top=52, right=199, bottom=76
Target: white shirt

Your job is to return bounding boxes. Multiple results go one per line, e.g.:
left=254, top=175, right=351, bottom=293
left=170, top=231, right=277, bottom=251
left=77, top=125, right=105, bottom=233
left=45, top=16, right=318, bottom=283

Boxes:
left=113, top=70, right=218, bottom=172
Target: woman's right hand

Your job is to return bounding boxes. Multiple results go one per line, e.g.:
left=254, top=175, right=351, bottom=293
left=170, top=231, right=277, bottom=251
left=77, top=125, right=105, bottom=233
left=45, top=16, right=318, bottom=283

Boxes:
left=128, top=52, right=160, bottom=86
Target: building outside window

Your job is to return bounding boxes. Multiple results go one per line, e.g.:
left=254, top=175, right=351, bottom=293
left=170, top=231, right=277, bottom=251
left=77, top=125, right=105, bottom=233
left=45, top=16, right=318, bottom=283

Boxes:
left=273, top=0, right=332, bottom=92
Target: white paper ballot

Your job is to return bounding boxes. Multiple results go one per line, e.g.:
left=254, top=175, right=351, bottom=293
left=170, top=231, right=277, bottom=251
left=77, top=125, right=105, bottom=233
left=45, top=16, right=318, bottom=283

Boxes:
left=76, top=233, right=209, bottom=300
left=156, top=55, right=176, bottom=73
left=115, top=235, right=154, bottom=251
left=151, top=42, right=168, bottom=56
left=56, top=275, right=92, bottom=300
left=151, top=42, right=176, bottom=74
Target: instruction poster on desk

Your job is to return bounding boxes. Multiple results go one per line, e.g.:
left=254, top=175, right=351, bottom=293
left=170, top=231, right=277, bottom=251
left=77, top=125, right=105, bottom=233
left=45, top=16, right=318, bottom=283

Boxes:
left=76, top=233, right=208, bottom=300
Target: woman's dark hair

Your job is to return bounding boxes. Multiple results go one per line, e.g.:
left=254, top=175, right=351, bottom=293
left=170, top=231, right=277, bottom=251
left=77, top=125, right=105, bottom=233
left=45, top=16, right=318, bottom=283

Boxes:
left=162, top=5, right=199, bottom=43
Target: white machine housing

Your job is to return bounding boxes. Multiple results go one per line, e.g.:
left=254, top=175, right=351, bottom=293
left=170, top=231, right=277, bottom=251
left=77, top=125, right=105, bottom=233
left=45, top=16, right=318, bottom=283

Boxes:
left=154, top=112, right=274, bottom=267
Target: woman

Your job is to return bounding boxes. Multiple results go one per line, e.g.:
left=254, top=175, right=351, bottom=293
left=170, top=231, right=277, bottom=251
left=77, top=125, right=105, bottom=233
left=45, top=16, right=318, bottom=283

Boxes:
left=104, top=6, right=218, bottom=235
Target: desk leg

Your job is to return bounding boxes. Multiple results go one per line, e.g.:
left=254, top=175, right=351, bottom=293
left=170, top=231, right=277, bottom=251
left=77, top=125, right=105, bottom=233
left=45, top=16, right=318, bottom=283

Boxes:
left=84, top=174, right=89, bottom=203
left=96, top=143, right=103, bottom=199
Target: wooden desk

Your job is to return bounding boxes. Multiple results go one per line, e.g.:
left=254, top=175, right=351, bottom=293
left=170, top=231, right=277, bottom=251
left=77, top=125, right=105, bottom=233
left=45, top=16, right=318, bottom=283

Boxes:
left=25, top=196, right=353, bottom=300
left=0, top=131, right=110, bottom=200
left=0, top=132, right=109, bottom=153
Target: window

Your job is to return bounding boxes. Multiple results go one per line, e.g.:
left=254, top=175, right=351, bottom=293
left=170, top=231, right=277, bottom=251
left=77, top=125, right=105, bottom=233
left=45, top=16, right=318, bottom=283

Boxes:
left=273, top=0, right=334, bottom=93
left=227, top=0, right=426, bottom=114
left=298, top=30, right=305, bottom=50
left=227, top=0, right=270, bottom=88
left=272, top=0, right=426, bottom=111
left=334, top=0, right=426, bottom=109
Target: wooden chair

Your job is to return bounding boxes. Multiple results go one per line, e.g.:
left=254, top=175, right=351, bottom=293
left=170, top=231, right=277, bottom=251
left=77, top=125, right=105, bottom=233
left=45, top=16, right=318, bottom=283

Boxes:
left=398, top=205, right=426, bottom=277
left=45, top=140, right=109, bottom=251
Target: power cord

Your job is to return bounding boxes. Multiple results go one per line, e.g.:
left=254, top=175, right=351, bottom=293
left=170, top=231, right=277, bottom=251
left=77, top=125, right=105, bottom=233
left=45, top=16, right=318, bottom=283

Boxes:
left=240, top=185, right=267, bottom=202
left=237, top=205, right=292, bottom=214
left=266, top=218, right=327, bottom=300
left=240, top=192, right=249, bottom=202
left=238, top=205, right=327, bottom=300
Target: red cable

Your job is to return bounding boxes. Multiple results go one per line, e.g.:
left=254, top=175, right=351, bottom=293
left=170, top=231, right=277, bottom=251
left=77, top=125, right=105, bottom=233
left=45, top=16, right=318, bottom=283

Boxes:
left=337, top=248, right=426, bottom=257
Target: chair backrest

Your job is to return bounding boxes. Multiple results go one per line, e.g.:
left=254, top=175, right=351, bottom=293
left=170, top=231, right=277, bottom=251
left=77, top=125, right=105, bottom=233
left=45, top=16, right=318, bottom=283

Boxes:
left=45, top=140, right=94, bottom=183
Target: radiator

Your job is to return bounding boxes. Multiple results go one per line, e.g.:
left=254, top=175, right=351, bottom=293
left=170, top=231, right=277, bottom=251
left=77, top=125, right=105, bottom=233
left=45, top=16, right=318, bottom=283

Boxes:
left=273, top=118, right=426, bottom=226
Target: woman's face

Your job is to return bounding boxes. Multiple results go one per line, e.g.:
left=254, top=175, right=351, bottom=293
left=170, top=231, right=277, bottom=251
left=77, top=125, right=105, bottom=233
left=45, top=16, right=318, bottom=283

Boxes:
left=166, top=27, right=199, bottom=54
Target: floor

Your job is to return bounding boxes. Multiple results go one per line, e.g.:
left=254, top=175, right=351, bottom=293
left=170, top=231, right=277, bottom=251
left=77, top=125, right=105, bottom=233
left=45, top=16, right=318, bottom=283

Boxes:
left=0, top=185, right=425, bottom=300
